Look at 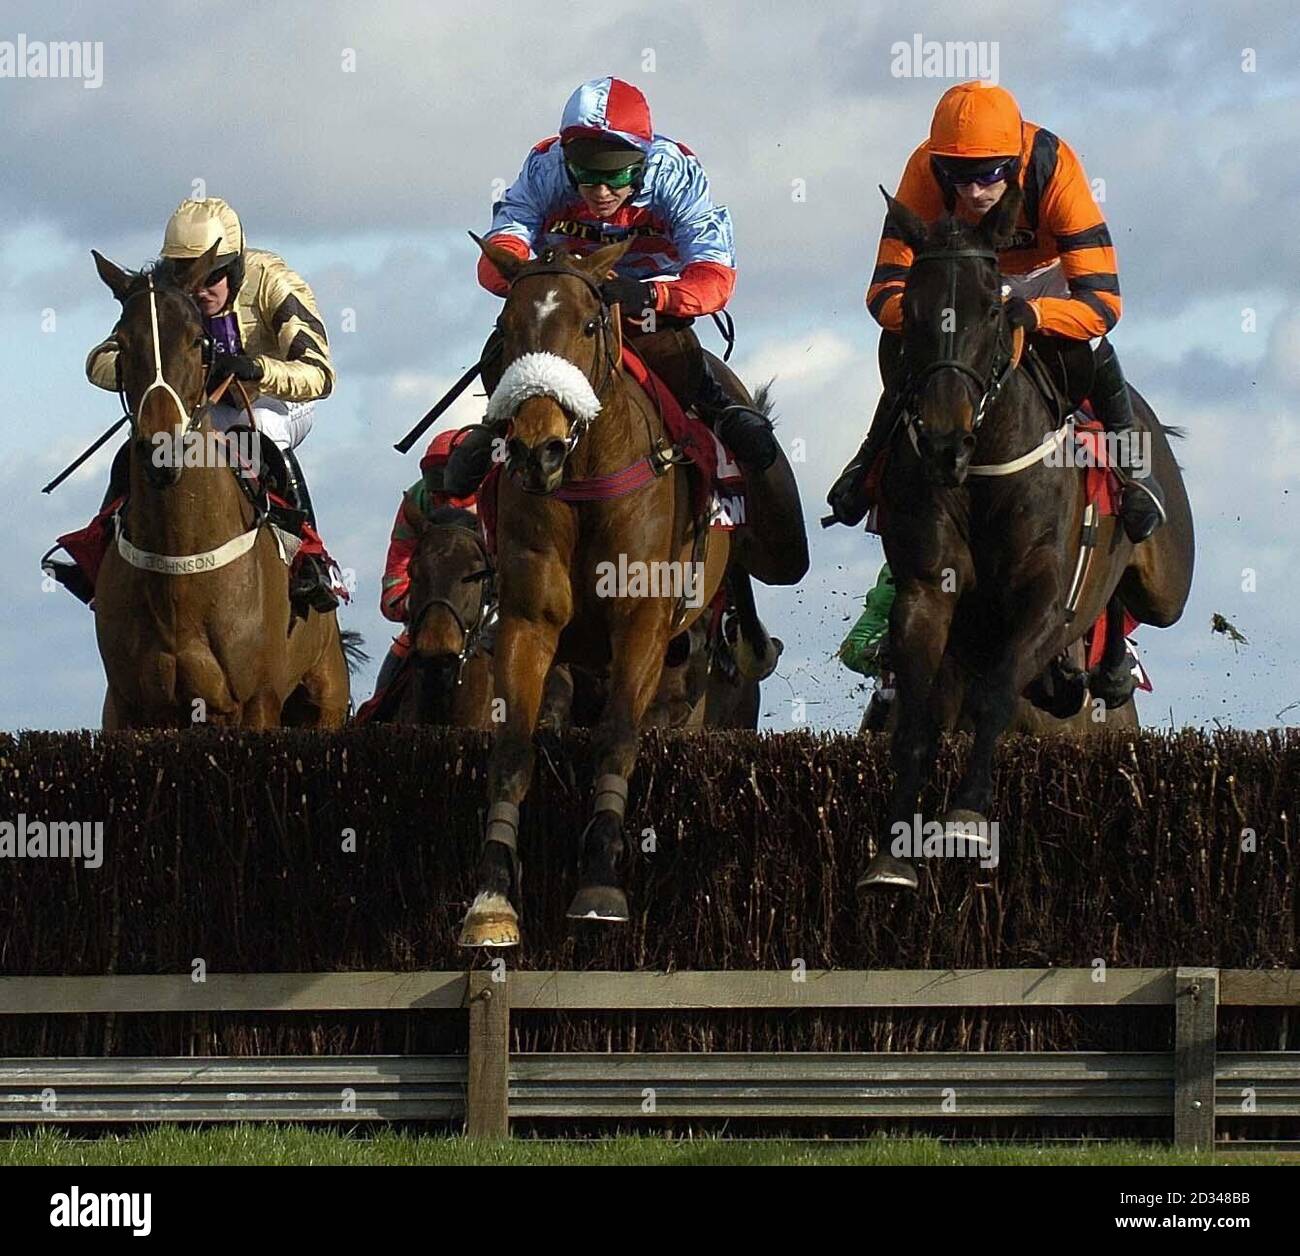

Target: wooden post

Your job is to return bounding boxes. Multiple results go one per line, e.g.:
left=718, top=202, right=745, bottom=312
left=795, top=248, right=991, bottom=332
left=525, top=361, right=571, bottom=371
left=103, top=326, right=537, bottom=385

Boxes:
left=1174, top=967, right=1218, bottom=1150
left=466, top=968, right=510, bottom=1138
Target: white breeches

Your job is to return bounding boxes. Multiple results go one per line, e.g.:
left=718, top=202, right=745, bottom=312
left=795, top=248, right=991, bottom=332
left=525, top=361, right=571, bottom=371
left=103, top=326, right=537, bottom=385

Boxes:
left=210, top=396, right=315, bottom=451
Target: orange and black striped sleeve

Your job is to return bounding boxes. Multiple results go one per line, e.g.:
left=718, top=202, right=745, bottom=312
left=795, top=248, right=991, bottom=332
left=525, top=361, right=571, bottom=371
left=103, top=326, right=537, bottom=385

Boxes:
left=866, top=143, right=946, bottom=333
left=1036, top=138, right=1121, bottom=339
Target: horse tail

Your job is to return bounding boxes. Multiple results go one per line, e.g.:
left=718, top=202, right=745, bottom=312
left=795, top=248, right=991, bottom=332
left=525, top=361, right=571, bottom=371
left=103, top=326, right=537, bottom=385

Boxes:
left=750, top=379, right=777, bottom=419
left=340, top=628, right=369, bottom=676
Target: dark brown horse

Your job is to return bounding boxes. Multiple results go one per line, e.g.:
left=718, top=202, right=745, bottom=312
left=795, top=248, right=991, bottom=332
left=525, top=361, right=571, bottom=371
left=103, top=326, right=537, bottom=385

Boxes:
left=459, top=238, right=737, bottom=946
left=390, top=503, right=496, bottom=728
left=90, top=246, right=349, bottom=728
left=859, top=187, right=1192, bottom=889
left=860, top=636, right=1141, bottom=735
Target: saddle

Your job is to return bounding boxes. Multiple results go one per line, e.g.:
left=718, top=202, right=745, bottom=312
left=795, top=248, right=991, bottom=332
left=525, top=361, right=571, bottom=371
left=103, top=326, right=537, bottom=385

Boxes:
left=42, top=430, right=344, bottom=607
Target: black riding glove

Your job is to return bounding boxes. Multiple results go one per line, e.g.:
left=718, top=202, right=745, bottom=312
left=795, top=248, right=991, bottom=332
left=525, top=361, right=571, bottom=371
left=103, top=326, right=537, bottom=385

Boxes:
left=599, top=277, right=657, bottom=317
left=209, top=353, right=264, bottom=385
left=1005, top=297, right=1038, bottom=334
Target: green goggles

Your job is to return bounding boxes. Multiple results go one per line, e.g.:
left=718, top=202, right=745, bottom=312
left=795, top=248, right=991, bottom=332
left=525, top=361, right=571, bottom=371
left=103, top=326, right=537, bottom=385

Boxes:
left=566, top=160, right=641, bottom=189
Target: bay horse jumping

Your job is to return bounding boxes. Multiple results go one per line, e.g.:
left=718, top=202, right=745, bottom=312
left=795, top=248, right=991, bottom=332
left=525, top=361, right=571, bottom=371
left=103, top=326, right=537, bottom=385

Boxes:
left=859, top=186, right=1193, bottom=890
left=90, top=245, right=350, bottom=729
left=459, top=237, right=739, bottom=946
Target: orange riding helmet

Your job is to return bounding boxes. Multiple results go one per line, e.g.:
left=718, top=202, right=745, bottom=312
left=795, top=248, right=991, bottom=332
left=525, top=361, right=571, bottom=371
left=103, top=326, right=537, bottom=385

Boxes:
left=929, top=81, right=1023, bottom=159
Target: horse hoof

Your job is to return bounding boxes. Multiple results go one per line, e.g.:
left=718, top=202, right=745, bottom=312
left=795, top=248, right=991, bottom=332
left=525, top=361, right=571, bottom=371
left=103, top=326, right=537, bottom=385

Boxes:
left=1088, top=664, right=1138, bottom=710
left=940, top=808, right=996, bottom=856
left=857, top=853, right=919, bottom=892
left=458, top=892, right=521, bottom=948
left=735, top=633, right=783, bottom=682
left=566, top=884, right=630, bottom=923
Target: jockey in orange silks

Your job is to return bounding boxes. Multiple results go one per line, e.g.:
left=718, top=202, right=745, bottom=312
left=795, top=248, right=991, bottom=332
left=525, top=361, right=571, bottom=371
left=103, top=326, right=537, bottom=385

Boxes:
left=827, top=81, right=1165, bottom=543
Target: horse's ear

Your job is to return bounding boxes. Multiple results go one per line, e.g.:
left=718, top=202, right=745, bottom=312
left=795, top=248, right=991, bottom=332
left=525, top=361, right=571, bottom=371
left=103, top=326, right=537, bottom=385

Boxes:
left=92, top=250, right=133, bottom=302
left=977, top=181, right=1024, bottom=250
left=469, top=231, right=525, bottom=285
left=172, top=242, right=224, bottom=294
left=404, top=487, right=431, bottom=533
left=880, top=187, right=929, bottom=253
left=578, top=237, right=634, bottom=279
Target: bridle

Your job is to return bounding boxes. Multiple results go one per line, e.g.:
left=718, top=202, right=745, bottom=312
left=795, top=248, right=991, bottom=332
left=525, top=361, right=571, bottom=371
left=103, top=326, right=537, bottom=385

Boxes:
left=408, top=524, right=497, bottom=680
left=117, top=273, right=218, bottom=435
left=108, top=271, right=275, bottom=576
left=498, top=251, right=623, bottom=458
left=900, top=246, right=1022, bottom=440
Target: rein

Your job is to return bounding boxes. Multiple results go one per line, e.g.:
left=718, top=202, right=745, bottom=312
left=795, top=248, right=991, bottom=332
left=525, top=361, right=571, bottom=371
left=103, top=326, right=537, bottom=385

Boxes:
left=495, top=254, right=673, bottom=501
left=507, top=257, right=622, bottom=459
left=112, top=277, right=275, bottom=575
left=901, top=245, right=1032, bottom=471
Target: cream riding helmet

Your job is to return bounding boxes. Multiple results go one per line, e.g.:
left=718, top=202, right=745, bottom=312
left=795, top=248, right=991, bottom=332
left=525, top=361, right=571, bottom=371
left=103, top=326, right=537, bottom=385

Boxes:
left=160, top=197, right=246, bottom=304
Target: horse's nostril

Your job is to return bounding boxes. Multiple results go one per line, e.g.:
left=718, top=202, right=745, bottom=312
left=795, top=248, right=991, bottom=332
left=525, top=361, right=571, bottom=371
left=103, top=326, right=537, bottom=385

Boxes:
left=540, top=438, right=567, bottom=471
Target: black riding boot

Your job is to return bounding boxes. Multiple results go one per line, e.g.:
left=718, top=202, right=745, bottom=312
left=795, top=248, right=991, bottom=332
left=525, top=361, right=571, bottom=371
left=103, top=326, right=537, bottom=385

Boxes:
left=693, top=359, right=779, bottom=470
left=443, top=423, right=500, bottom=498
left=279, top=446, right=339, bottom=614
left=1092, top=338, right=1165, bottom=543
left=825, top=386, right=901, bottom=527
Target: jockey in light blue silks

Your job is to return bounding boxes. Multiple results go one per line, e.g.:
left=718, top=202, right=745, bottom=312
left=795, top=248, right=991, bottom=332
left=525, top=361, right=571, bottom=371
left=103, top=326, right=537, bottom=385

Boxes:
left=444, top=74, right=782, bottom=496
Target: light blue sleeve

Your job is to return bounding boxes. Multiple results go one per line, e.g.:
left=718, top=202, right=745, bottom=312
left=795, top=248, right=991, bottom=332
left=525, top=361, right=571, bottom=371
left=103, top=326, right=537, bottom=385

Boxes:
left=487, top=147, right=565, bottom=248
left=650, top=150, right=736, bottom=268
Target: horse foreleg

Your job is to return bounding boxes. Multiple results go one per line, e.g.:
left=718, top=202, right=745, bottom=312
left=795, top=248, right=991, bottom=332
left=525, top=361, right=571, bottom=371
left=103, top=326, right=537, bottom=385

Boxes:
left=567, top=605, right=669, bottom=924
left=459, top=613, right=560, bottom=949
left=946, top=564, right=1064, bottom=843
left=859, top=579, right=956, bottom=892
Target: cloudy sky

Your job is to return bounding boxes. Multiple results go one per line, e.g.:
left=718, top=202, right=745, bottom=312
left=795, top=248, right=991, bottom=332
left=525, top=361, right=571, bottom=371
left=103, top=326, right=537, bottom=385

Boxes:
left=1, top=0, right=1296, bottom=732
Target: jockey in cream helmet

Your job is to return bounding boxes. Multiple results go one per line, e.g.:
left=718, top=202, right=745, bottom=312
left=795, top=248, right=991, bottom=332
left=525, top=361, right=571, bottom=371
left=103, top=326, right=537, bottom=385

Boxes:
left=74, top=197, right=340, bottom=612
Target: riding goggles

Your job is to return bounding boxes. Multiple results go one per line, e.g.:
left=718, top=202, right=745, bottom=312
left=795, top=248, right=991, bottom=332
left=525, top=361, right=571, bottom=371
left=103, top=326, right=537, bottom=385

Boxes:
left=936, top=158, right=1015, bottom=188
left=566, top=160, right=642, bottom=189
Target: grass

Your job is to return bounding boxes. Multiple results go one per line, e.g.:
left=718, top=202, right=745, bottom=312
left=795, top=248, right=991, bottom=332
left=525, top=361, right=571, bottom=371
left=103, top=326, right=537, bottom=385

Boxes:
left=1, top=1127, right=1291, bottom=1167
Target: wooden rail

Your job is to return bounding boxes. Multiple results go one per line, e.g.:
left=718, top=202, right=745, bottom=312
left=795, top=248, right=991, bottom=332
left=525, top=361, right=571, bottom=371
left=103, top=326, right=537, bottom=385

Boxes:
left=1, top=968, right=1296, bottom=1146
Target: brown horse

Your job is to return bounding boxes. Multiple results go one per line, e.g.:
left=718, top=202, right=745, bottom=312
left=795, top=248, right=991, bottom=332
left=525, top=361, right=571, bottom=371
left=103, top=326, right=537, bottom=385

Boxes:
left=859, top=187, right=1192, bottom=889
left=90, top=246, right=349, bottom=729
left=459, top=238, right=736, bottom=946
left=389, top=504, right=496, bottom=728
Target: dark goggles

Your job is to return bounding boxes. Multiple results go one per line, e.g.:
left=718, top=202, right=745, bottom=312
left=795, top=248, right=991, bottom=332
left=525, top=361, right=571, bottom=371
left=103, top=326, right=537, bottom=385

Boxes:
left=198, top=264, right=233, bottom=289
left=566, top=160, right=641, bottom=189
left=936, top=158, right=1014, bottom=188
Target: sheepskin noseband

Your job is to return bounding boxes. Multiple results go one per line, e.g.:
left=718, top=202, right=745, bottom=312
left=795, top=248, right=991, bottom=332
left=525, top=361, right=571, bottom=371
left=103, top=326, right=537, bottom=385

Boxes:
left=485, top=352, right=602, bottom=426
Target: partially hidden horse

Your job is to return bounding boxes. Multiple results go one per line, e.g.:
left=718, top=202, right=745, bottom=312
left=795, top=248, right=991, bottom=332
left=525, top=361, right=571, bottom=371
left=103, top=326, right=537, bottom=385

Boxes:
left=460, top=237, right=749, bottom=946
left=389, top=503, right=496, bottom=728
left=90, top=245, right=350, bottom=728
left=860, top=185, right=1193, bottom=890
